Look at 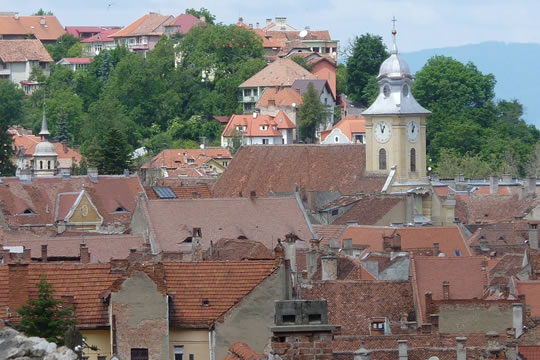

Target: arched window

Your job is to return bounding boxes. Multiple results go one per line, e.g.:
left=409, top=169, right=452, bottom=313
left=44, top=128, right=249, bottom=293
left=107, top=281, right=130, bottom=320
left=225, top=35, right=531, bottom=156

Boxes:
left=379, top=148, right=387, bottom=170
left=410, top=148, right=416, bottom=172
left=47, top=161, right=51, bottom=169
left=39, top=160, right=43, bottom=169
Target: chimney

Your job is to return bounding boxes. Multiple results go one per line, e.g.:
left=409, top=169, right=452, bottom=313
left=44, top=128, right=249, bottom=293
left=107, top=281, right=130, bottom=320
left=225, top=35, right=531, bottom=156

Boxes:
left=321, top=255, right=337, bottom=281
left=433, top=242, right=440, bottom=256
left=456, top=337, right=467, bottom=360
left=343, top=238, right=353, bottom=256
left=405, top=193, right=414, bottom=224
left=502, top=174, right=513, bottom=183
left=256, top=22, right=259, bottom=28
left=455, top=174, right=464, bottom=183
left=513, top=303, right=523, bottom=338
left=529, top=223, right=538, bottom=250
left=250, top=190, right=256, bottom=198
left=353, top=346, right=371, bottom=360
left=398, top=340, right=408, bottom=360
left=283, top=233, right=297, bottom=274
left=8, top=264, right=29, bottom=317
left=60, top=168, right=71, bottom=178
left=306, top=239, right=320, bottom=282
left=18, top=168, right=32, bottom=183
left=306, top=190, right=316, bottom=212
left=424, top=292, right=433, bottom=319
left=266, top=18, right=272, bottom=25
left=80, top=244, right=90, bottom=264
left=87, top=168, right=98, bottom=182
left=442, top=281, right=450, bottom=300
left=183, top=152, right=188, bottom=164
left=41, top=244, right=47, bottom=262
left=191, top=227, right=202, bottom=262
left=248, top=23, right=253, bottom=29
left=528, top=176, right=537, bottom=195
left=23, top=248, right=31, bottom=262
left=123, top=169, right=129, bottom=177
left=489, top=175, right=499, bottom=194
left=39, top=17, right=46, bottom=26
left=62, top=140, right=68, bottom=154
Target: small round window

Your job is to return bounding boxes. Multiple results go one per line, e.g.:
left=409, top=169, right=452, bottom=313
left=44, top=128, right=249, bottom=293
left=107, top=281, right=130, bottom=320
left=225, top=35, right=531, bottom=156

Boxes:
left=383, top=84, right=391, bottom=97
left=403, top=84, right=409, bottom=97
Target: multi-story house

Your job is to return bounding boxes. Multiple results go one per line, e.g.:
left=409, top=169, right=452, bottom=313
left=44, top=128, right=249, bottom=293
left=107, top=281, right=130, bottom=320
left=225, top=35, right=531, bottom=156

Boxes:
left=0, top=14, right=65, bottom=44
left=65, top=26, right=120, bottom=39
left=221, top=110, right=295, bottom=146
left=110, top=13, right=174, bottom=56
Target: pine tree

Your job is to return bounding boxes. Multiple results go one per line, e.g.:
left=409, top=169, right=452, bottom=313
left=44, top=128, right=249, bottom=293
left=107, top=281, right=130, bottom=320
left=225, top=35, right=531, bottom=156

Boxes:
left=99, top=127, right=132, bottom=175
left=55, top=109, right=71, bottom=144
left=297, top=83, right=328, bottom=142
left=15, top=275, right=76, bottom=346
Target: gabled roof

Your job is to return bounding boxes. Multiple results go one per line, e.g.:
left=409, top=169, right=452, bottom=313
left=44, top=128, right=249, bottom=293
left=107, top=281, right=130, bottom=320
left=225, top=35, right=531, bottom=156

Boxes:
left=0, top=16, right=65, bottom=41
left=222, top=111, right=295, bottom=138
left=339, top=225, right=471, bottom=257
left=223, top=342, right=266, bottom=360
left=332, top=195, right=403, bottom=225
left=0, top=40, right=53, bottom=63
left=256, top=87, right=303, bottom=108
left=80, top=28, right=120, bottom=43
left=0, top=176, right=143, bottom=227
left=411, top=256, right=489, bottom=323
left=239, top=58, right=317, bottom=88
left=110, top=13, right=173, bottom=38
left=10, top=130, right=82, bottom=163
left=202, top=238, right=274, bottom=261
left=212, top=145, right=387, bottom=197
left=143, top=197, right=313, bottom=254
left=291, top=79, right=334, bottom=101
left=144, top=184, right=212, bottom=199
left=320, top=115, right=366, bottom=142
left=456, top=194, right=535, bottom=224
left=515, top=280, right=540, bottom=317
left=57, top=57, right=92, bottom=65
left=165, top=13, right=201, bottom=34
left=65, top=26, right=119, bottom=38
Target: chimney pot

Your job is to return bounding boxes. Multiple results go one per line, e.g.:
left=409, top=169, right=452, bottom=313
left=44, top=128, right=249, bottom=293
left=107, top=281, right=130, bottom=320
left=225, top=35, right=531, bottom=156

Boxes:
left=41, top=244, right=47, bottom=262
left=398, top=340, right=408, bottom=360
left=442, top=281, right=450, bottom=300
left=513, top=303, right=523, bottom=338
left=490, top=175, right=499, bottom=194
left=321, top=255, right=337, bottom=280
left=191, top=227, right=202, bottom=262
left=456, top=337, right=467, bottom=360
left=80, top=244, right=90, bottom=264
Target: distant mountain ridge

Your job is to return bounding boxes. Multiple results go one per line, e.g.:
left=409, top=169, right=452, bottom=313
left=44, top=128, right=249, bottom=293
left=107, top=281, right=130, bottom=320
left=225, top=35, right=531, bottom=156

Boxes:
left=402, top=41, right=540, bottom=127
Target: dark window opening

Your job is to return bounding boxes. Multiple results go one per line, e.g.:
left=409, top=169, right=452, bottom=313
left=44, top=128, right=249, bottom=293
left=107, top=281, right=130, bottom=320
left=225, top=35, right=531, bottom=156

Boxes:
left=410, top=148, right=416, bottom=172
left=131, top=348, right=149, bottom=360
left=202, top=298, right=209, bottom=306
left=113, top=206, right=129, bottom=213
left=379, top=149, right=387, bottom=170
left=174, top=346, right=184, bottom=360
left=331, top=209, right=338, bottom=216
left=282, top=314, right=296, bottom=324
left=308, top=314, right=322, bottom=324
left=23, top=208, right=35, bottom=215
left=183, top=237, right=193, bottom=243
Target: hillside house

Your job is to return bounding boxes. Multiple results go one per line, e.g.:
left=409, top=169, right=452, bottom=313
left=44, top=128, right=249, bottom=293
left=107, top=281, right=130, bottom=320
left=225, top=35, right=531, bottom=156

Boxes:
left=221, top=111, right=295, bottom=146
left=0, top=14, right=65, bottom=43
left=0, top=40, right=52, bottom=88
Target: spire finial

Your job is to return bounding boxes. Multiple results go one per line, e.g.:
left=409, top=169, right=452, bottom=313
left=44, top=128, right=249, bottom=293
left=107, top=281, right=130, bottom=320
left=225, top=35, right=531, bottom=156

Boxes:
left=391, top=16, right=398, bottom=54
left=39, top=102, right=50, bottom=140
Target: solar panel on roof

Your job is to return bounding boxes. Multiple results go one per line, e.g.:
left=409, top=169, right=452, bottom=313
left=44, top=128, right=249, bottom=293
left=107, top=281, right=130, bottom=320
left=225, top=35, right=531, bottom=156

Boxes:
left=153, top=186, right=177, bottom=199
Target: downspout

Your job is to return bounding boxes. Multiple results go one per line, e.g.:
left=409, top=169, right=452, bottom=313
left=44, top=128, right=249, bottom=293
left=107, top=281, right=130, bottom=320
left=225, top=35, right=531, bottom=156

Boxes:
left=208, top=328, right=212, bottom=360
left=208, top=325, right=216, bottom=360
left=212, top=328, right=216, bottom=360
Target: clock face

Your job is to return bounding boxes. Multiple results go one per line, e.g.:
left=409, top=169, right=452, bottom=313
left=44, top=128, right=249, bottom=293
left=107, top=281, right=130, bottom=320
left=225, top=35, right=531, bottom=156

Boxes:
left=407, top=120, right=419, bottom=142
left=375, top=120, right=391, bottom=143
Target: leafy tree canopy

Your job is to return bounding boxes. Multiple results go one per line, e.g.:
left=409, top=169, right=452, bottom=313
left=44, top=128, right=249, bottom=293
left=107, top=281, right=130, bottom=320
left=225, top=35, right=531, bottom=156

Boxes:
left=297, top=83, right=328, bottom=142
left=185, top=7, right=216, bottom=25
left=291, top=55, right=313, bottom=72
left=32, top=9, right=54, bottom=16
left=45, top=34, right=81, bottom=62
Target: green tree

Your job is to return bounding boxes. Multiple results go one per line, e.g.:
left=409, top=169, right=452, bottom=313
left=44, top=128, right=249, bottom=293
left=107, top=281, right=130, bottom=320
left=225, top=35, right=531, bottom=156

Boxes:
left=336, top=63, right=348, bottom=95
left=97, top=128, right=132, bottom=175
left=346, top=34, right=389, bottom=105
left=297, top=83, right=328, bottom=142
left=185, top=7, right=216, bottom=25
left=55, top=109, right=71, bottom=144
left=0, top=79, right=25, bottom=124
left=32, top=9, right=54, bottom=16
left=291, top=55, right=313, bottom=72
left=46, top=34, right=80, bottom=62
left=15, top=275, right=76, bottom=346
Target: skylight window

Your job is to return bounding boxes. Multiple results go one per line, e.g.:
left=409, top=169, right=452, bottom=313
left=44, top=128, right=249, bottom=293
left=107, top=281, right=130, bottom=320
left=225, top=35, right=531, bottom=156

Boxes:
left=19, top=208, right=36, bottom=216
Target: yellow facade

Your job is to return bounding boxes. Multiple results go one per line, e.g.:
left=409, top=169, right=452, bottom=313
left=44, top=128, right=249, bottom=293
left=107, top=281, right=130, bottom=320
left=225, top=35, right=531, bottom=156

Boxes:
left=169, top=329, right=210, bottom=360
left=82, top=329, right=111, bottom=360
left=68, top=193, right=102, bottom=224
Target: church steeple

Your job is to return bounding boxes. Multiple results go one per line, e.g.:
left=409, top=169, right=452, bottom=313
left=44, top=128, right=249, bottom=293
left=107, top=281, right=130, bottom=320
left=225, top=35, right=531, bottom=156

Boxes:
left=39, top=104, right=50, bottom=140
left=33, top=104, right=58, bottom=177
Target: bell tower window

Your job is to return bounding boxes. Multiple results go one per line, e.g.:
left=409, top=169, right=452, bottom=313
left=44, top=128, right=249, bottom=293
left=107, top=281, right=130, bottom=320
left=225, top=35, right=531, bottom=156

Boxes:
left=410, top=148, right=416, bottom=172
left=379, top=148, right=387, bottom=170
left=47, top=160, right=51, bottom=169
left=40, top=160, right=43, bottom=169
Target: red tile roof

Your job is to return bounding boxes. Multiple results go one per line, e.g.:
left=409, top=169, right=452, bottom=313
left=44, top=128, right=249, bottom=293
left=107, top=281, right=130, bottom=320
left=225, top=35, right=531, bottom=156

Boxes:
left=332, top=195, right=403, bottom=226
left=60, top=57, right=92, bottom=64
left=144, top=185, right=212, bottom=199
left=312, top=224, right=347, bottom=246
left=143, top=197, right=313, bottom=254
left=0, top=176, right=143, bottom=228
left=223, top=342, right=265, bottom=360
left=411, top=256, right=489, bottom=323
left=256, top=87, right=303, bottom=108
left=339, top=225, right=471, bottom=257
left=222, top=111, right=295, bottom=138
left=202, top=238, right=274, bottom=261
left=10, top=130, right=82, bottom=164
left=320, top=115, right=366, bottom=142
left=165, top=13, right=201, bottom=34
left=239, top=58, right=317, bottom=88
left=519, top=345, right=540, bottom=359
left=65, top=26, right=118, bottom=38
left=141, top=148, right=231, bottom=169
left=0, top=39, right=53, bottom=63
left=455, top=194, right=535, bottom=224
left=164, top=261, right=277, bottom=325
left=0, top=16, right=65, bottom=41
left=212, top=145, right=387, bottom=197
left=111, top=13, right=173, bottom=38
left=80, top=28, right=120, bottom=43
left=303, top=280, right=414, bottom=335
left=516, top=281, right=540, bottom=318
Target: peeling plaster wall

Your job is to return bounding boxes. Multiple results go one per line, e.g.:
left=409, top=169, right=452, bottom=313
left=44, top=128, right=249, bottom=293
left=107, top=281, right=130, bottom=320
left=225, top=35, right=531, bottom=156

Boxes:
left=439, top=303, right=513, bottom=334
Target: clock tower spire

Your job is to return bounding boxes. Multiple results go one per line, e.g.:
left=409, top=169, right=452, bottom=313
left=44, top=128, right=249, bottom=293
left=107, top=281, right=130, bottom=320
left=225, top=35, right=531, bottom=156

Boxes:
left=362, top=21, right=430, bottom=189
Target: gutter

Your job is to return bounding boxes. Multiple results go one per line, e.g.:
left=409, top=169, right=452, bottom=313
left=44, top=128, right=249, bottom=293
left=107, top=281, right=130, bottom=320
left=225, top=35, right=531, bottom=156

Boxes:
left=294, top=186, right=317, bottom=239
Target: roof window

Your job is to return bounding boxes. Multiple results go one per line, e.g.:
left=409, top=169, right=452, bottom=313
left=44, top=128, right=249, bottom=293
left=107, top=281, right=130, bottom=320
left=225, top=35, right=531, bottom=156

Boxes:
left=113, top=206, right=129, bottom=213
left=20, top=208, right=37, bottom=216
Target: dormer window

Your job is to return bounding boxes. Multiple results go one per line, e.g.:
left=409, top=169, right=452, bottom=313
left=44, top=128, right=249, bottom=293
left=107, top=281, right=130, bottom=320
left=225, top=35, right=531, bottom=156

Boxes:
left=260, top=125, right=268, bottom=131
left=112, top=206, right=129, bottom=213
left=20, top=208, right=37, bottom=216
left=370, top=317, right=389, bottom=335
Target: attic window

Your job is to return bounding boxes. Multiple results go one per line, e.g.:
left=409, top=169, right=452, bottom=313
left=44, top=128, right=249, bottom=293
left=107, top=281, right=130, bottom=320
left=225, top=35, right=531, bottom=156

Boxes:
left=183, top=237, right=193, bottom=243
left=454, top=250, right=462, bottom=256
left=202, top=298, right=210, bottom=306
left=20, top=208, right=37, bottom=216
left=112, top=207, right=129, bottom=213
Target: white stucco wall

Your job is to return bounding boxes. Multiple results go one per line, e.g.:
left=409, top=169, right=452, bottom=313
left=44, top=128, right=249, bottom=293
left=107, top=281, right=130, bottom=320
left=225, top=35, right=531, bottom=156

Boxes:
left=321, top=128, right=351, bottom=145
left=10, top=62, right=28, bottom=84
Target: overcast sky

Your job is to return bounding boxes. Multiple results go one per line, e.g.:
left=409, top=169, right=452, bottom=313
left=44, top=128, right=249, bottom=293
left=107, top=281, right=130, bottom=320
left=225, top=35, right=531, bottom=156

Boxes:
left=7, top=0, right=540, bottom=52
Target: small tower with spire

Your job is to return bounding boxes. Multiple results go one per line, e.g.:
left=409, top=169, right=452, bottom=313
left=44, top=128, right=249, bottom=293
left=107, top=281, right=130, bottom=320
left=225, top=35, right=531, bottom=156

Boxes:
left=33, top=105, right=58, bottom=177
left=362, top=18, right=430, bottom=187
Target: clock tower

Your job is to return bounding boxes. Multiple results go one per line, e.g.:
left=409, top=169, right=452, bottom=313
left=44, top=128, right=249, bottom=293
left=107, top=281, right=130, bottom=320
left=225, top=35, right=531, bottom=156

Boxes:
left=363, top=24, right=430, bottom=188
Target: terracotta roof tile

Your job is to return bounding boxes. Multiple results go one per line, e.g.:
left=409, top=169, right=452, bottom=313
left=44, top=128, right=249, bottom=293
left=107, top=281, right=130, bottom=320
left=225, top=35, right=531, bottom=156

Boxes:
left=59, top=57, right=92, bottom=64
left=519, top=345, right=540, bottom=359
left=516, top=280, right=540, bottom=317
left=411, top=256, right=489, bottom=323
left=487, top=253, right=524, bottom=289
left=164, top=261, right=277, bottom=325
left=0, top=16, right=65, bottom=41
left=333, top=196, right=403, bottom=226
left=141, top=148, right=231, bottom=169
left=224, top=342, right=265, bottom=360
left=313, top=224, right=347, bottom=245
left=0, top=40, right=52, bottom=62
left=212, top=145, right=386, bottom=197
left=239, top=58, right=317, bottom=88
left=467, top=222, right=528, bottom=255
left=321, top=115, right=366, bottom=142
left=144, top=197, right=313, bottom=254
left=165, top=13, right=201, bottom=34
left=222, top=111, right=295, bottom=138
left=256, top=87, right=303, bottom=108
left=202, top=238, right=273, bottom=261
left=80, top=28, right=120, bottom=43
left=455, top=194, right=535, bottom=224
left=303, top=280, right=414, bottom=335
left=145, top=185, right=212, bottom=199
left=111, top=13, right=173, bottom=37
left=11, top=131, right=82, bottom=164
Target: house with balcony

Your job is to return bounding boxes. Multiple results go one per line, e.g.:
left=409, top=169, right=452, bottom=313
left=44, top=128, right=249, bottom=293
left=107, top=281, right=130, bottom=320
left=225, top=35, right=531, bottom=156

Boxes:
left=221, top=110, right=295, bottom=147
left=238, top=58, right=317, bottom=113
left=0, top=40, right=52, bottom=92
left=110, top=13, right=173, bottom=56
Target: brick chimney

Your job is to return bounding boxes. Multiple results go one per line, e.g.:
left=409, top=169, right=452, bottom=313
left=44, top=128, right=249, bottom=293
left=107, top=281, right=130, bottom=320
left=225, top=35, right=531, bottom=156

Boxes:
left=306, top=190, right=316, bottom=212
left=8, top=264, right=29, bottom=318
left=191, top=227, right=202, bottom=262
left=80, top=243, right=90, bottom=264
left=271, top=300, right=338, bottom=360
left=321, top=255, right=337, bottom=281
left=433, top=242, right=440, bottom=256
left=62, top=140, right=68, bottom=154
left=442, top=281, right=450, bottom=300
left=41, top=244, right=48, bottom=262
left=456, top=337, right=467, bottom=360
left=306, top=238, right=320, bottom=282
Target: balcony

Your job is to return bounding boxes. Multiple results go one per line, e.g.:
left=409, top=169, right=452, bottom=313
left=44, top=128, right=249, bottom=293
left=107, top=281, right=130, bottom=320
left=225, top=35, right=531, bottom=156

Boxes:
left=238, top=95, right=258, bottom=103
